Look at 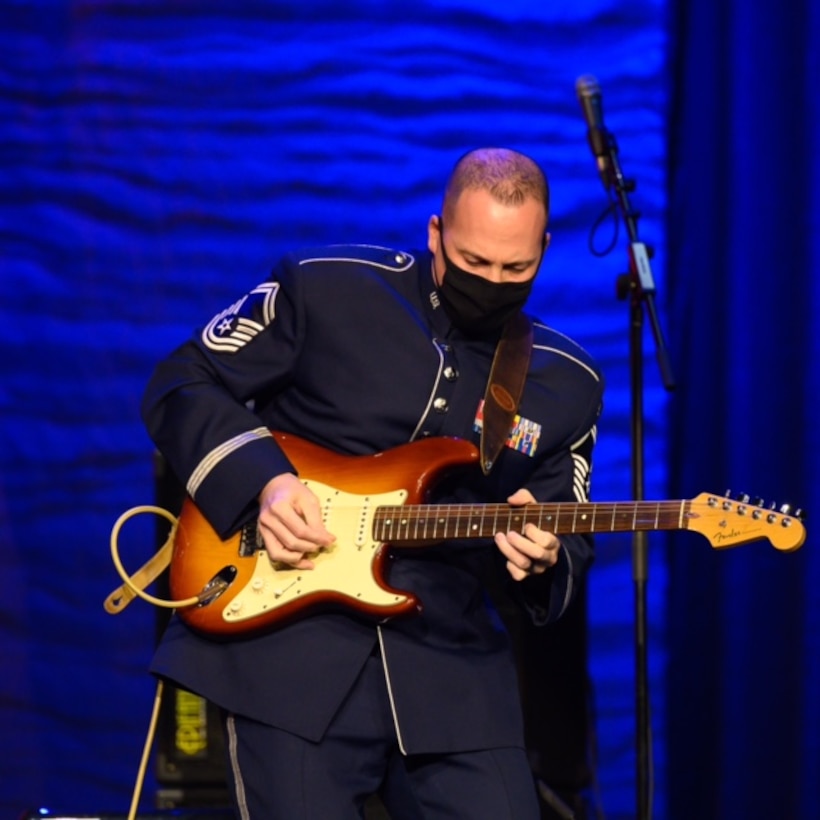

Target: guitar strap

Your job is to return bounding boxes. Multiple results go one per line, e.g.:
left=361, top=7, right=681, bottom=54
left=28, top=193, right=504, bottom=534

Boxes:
left=479, top=311, right=534, bottom=475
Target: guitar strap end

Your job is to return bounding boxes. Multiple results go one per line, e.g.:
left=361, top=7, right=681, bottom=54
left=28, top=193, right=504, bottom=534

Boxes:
left=104, top=532, right=175, bottom=615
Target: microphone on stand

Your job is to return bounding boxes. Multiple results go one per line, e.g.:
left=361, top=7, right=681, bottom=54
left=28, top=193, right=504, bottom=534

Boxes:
left=575, top=73, right=678, bottom=820
left=575, top=74, right=613, bottom=189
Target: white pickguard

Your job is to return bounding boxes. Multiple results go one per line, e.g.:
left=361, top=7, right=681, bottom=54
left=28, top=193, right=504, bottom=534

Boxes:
left=221, top=480, right=409, bottom=624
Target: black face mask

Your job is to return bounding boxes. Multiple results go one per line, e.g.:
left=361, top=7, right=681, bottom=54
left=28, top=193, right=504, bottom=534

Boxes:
left=437, top=224, right=536, bottom=336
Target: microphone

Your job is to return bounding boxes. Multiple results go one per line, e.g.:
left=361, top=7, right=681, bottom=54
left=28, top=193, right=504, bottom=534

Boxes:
left=575, top=74, right=612, bottom=189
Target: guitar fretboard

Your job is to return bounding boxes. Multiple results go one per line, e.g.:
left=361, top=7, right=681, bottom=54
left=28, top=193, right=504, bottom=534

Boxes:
left=372, top=500, right=691, bottom=542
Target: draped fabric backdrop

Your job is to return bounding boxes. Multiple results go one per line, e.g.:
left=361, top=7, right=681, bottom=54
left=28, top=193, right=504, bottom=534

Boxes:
left=0, top=3, right=668, bottom=817
left=665, top=1, right=820, bottom=818
left=2, top=1, right=815, bottom=819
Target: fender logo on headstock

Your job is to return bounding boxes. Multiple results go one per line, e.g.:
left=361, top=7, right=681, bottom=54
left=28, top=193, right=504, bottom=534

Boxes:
left=712, top=527, right=746, bottom=545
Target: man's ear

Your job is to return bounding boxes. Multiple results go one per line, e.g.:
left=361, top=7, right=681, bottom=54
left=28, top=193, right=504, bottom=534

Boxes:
left=427, top=214, right=442, bottom=255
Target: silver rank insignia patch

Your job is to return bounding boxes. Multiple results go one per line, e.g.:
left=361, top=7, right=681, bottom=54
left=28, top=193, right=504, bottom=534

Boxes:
left=202, top=282, right=280, bottom=353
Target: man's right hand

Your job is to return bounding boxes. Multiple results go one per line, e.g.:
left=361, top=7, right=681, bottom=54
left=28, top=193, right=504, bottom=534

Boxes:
left=257, top=473, right=336, bottom=569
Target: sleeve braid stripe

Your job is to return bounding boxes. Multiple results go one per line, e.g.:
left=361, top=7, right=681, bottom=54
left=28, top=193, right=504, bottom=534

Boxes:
left=187, top=427, right=272, bottom=497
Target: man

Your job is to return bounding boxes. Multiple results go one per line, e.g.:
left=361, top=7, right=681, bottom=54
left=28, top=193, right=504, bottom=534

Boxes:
left=143, top=147, right=603, bottom=819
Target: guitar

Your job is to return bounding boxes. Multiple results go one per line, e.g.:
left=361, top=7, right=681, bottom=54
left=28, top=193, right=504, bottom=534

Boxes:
left=169, top=432, right=806, bottom=637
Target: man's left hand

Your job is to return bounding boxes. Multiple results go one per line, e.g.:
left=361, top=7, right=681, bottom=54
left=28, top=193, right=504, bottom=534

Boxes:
left=494, top=488, right=561, bottom=581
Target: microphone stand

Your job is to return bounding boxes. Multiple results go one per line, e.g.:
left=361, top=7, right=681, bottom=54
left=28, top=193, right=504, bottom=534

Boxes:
left=603, top=129, right=676, bottom=820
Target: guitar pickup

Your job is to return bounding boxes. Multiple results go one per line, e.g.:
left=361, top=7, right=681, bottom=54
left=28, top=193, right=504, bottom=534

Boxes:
left=239, top=521, right=263, bottom=557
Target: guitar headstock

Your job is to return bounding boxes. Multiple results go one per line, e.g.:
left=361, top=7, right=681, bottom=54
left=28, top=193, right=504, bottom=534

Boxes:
left=686, top=493, right=806, bottom=552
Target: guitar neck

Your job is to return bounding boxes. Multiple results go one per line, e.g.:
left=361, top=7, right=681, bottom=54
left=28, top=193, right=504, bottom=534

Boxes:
left=373, top=500, right=689, bottom=542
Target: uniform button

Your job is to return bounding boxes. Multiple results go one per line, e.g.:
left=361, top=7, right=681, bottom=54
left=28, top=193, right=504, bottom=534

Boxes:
left=433, top=397, right=449, bottom=413
left=443, top=366, right=458, bottom=382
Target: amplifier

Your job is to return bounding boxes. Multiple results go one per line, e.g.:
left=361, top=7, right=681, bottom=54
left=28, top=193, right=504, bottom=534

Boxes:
left=155, top=685, right=228, bottom=789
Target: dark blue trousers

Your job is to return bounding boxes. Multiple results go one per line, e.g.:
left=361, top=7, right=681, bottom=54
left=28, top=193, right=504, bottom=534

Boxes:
left=222, top=653, right=540, bottom=819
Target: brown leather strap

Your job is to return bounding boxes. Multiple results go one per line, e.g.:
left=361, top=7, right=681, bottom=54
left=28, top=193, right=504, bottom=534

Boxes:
left=480, top=312, right=533, bottom=474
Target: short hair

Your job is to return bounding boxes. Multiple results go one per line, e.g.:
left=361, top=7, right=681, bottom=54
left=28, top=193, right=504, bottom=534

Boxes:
left=442, top=148, right=550, bottom=223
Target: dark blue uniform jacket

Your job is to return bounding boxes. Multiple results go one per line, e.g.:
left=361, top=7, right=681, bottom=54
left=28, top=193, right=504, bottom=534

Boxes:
left=143, top=245, right=603, bottom=755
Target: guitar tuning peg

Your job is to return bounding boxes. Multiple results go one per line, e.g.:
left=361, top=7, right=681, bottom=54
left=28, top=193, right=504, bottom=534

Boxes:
left=779, top=503, right=793, bottom=516
left=794, top=508, right=805, bottom=521
left=739, top=493, right=751, bottom=504
left=725, top=489, right=733, bottom=499
left=752, top=497, right=764, bottom=507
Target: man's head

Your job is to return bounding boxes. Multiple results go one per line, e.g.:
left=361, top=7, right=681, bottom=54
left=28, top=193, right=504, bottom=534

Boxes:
left=428, top=148, right=551, bottom=335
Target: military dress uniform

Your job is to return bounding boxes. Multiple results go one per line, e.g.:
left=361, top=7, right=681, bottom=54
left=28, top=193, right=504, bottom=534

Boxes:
left=143, top=244, right=603, bottom=818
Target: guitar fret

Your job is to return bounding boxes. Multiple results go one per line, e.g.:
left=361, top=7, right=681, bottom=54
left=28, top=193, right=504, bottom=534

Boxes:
left=433, top=510, right=443, bottom=539
left=509, top=506, right=518, bottom=533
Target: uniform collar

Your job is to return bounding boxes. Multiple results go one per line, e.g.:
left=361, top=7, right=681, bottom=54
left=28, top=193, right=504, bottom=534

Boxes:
left=419, top=250, right=454, bottom=339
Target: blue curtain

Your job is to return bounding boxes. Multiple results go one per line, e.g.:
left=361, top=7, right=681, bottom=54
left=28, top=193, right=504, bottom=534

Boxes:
left=665, top=0, right=820, bottom=818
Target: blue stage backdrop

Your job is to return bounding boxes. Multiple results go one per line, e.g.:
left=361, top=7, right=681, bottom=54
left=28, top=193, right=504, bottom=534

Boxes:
left=0, top=2, right=670, bottom=817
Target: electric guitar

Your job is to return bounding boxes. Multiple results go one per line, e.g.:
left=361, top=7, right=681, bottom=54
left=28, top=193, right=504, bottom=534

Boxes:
left=169, top=432, right=806, bottom=637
